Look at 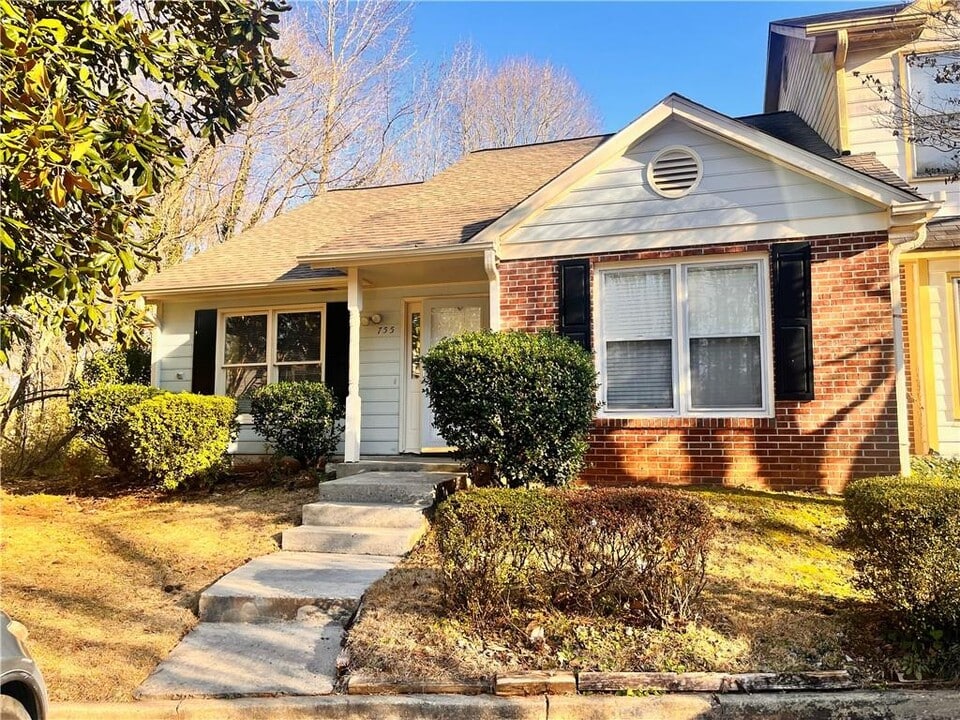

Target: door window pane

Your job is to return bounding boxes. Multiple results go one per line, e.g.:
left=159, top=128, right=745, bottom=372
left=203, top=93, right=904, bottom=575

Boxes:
left=276, top=312, right=322, bottom=362
left=687, top=265, right=760, bottom=336
left=690, top=337, right=762, bottom=408
left=606, top=340, right=674, bottom=409
left=430, top=306, right=482, bottom=342
left=224, top=315, right=267, bottom=364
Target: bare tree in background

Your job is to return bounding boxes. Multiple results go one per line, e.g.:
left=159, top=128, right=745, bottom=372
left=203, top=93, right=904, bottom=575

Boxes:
left=855, top=2, right=959, bottom=179
left=149, top=0, right=412, bottom=259
left=406, top=42, right=602, bottom=179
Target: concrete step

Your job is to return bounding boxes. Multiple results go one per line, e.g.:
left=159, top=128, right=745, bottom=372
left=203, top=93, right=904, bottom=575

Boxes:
left=316, top=471, right=453, bottom=505
left=135, top=618, right=340, bottom=699
left=301, top=500, right=430, bottom=529
left=281, top=525, right=425, bottom=556
left=331, top=458, right=461, bottom=477
left=198, top=551, right=399, bottom=623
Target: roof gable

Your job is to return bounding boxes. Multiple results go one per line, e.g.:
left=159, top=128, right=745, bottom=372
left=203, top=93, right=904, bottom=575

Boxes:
left=500, top=116, right=888, bottom=257
left=473, top=94, right=929, bottom=252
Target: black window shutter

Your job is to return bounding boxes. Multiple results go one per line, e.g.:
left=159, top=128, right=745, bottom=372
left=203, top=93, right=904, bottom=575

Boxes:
left=191, top=309, right=218, bottom=395
left=324, top=302, right=350, bottom=407
left=771, top=242, right=814, bottom=401
left=558, top=258, right=591, bottom=351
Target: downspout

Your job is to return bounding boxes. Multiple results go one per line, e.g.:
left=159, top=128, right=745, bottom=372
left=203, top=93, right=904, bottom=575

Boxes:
left=889, top=226, right=927, bottom=477
left=484, top=248, right=501, bottom=332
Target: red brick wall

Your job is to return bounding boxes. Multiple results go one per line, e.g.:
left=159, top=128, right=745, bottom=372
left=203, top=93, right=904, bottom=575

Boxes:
left=499, top=232, right=899, bottom=493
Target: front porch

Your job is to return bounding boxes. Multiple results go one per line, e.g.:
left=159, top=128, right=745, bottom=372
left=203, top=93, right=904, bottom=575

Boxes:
left=320, top=248, right=500, bottom=462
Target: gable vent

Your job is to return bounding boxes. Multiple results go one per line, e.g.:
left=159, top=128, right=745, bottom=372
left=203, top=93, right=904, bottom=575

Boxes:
left=647, top=146, right=703, bottom=198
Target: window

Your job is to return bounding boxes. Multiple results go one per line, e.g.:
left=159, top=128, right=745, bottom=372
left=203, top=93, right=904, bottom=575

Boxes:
left=219, top=307, right=324, bottom=413
left=907, top=52, right=960, bottom=177
left=598, top=257, right=771, bottom=416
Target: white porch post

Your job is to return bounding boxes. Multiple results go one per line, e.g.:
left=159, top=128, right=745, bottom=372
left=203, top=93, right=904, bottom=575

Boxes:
left=484, top=248, right=501, bottom=331
left=345, top=267, right=362, bottom=462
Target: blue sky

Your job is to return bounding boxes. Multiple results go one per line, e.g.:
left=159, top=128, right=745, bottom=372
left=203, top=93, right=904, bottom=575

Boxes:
left=408, top=2, right=867, bottom=131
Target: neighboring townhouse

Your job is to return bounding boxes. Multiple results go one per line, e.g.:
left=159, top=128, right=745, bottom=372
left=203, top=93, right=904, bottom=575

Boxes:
left=767, top=0, right=959, bottom=455
left=134, top=1, right=957, bottom=491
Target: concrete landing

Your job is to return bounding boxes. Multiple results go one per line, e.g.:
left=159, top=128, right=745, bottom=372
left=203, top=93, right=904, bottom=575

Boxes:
left=330, top=457, right=461, bottom=477
left=136, top=619, right=340, bottom=699
left=199, top=551, right=399, bottom=622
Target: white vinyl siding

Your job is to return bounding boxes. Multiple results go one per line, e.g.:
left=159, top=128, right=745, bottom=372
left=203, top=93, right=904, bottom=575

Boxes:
left=777, top=35, right=839, bottom=151
left=151, top=282, right=487, bottom=458
left=503, top=118, right=885, bottom=258
left=597, top=255, right=772, bottom=418
left=845, top=40, right=960, bottom=216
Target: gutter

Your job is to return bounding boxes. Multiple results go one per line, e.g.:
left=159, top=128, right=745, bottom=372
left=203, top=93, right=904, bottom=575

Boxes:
left=298, top=243, right=492, bottom=268
left=889, top=224, right=930, bottom=477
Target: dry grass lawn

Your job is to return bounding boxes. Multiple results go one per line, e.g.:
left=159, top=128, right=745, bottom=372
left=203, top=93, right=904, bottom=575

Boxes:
left=347, top=486, right=881, bottom=682
left=0, top=474, right=317, bottom=702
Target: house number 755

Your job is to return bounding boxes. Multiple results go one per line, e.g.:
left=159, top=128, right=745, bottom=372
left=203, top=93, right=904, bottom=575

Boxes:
left=377, top=325, right=396, bottom=335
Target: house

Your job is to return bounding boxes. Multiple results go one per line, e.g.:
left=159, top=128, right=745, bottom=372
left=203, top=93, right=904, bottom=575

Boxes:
left=765, top=0, right=960, bottom=459
left=134, top=0, right=958, bottom=492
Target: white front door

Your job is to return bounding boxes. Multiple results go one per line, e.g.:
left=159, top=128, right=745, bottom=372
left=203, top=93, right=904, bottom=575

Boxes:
left=420, top=298, right=487, bottom=452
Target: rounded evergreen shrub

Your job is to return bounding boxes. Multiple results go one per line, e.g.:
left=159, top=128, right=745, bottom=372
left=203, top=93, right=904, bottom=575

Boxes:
left=250, top=381, right=343, bottom=469
left=126, top=394, right=237, bottom=490
left=422, top=331, right=598, bottom=488
left=70, top=383, right=164, bottom=472
left=845, top=472, right=960, bottom=637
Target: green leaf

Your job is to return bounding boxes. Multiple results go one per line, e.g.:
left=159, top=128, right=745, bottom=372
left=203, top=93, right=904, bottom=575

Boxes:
left=70, top=139, right=93, bottom=162
left=35, top=18, right=67, bottom=44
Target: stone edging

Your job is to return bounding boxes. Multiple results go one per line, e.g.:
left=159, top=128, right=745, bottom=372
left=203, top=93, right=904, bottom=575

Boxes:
left=346, top=669, right=859, bottom=696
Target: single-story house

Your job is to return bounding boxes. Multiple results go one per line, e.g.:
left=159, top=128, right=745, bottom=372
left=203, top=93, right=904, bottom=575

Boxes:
left=135, top=89, right=951, bottom=492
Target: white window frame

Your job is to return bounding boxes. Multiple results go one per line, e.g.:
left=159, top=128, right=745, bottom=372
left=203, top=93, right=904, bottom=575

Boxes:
left=905, top=50, right=960, bottom=179
left=215, top=304, right=327, bottom=420
left=595, top=254, right=774, bottom=419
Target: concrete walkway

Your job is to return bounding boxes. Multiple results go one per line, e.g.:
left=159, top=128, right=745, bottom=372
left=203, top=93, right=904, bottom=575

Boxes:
left=136, top=469, right=456, bottom=700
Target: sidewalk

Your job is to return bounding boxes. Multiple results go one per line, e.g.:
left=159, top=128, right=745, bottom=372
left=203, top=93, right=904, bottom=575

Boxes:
left=52, top=689, right=960, bottom=720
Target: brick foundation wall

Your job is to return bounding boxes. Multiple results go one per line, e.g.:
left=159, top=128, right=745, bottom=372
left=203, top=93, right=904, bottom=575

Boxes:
left=499, top=232, right=899, bottom=493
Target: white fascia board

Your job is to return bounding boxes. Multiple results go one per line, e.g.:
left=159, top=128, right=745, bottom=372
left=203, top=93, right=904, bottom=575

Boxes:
left=297, top=242, right=491, bottom=268
left=132, top=277, right=347, bottom=303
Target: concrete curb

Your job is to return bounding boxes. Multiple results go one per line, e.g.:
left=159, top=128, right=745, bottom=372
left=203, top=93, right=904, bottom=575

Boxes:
left=51, top=689, right=960, bottom=720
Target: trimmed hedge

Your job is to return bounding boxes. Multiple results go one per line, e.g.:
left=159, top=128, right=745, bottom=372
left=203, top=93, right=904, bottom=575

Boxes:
left=845, top=472, right=960, bottom=637
left=435, top=487, right=716, bottom=625
left=422, top=331, right=598, bottom=488
left=250, top=381, right=343, bottom=469
left=70, top=384, right=237, bottom=489
left=127, top=394, right=237, bottom=490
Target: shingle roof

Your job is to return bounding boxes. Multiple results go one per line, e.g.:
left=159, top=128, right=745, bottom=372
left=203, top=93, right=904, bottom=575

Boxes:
left=920, top=216, right=960, bottom=249
left=736, top=111, right=923, bottom=196
left=133, top=182, right=421, bottom=294
left=772, top=3, right=907, bottom=29
left=738, top=111, right=837, bottom=158
left=134, top=135, right=609, bottom=294
left=836, top=153, right=917, bottom=192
